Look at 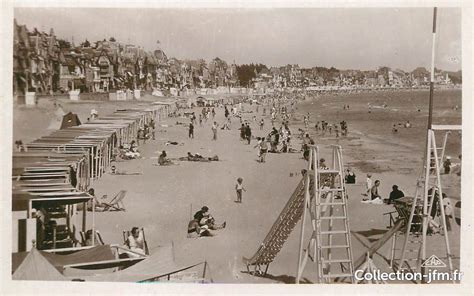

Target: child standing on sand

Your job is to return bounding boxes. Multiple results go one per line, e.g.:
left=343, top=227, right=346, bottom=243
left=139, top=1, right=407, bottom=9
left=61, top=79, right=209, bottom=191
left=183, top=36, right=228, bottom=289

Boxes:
left=235, top=177, right=246, bottom=203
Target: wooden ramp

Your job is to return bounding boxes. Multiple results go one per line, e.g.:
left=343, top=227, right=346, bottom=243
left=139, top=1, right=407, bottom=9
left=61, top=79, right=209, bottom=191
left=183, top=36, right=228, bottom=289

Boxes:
left=243, top=177, right=310, bottom=275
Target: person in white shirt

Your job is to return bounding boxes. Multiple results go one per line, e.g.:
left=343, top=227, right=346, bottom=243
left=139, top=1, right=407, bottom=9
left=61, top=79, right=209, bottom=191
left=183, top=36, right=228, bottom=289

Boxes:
left=235, top=177, right=246, bottom=203
left=127, top=227, right=145, bottom=257
left=366, top=173, right=373, bottom=197
left=211, top=122, right=218, bottom=140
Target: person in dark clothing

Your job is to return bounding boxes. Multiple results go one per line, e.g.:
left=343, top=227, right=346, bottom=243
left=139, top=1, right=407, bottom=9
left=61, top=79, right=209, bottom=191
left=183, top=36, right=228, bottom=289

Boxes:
left=443, top=157, right=452, bottom=174
left=239, top=124, right=246, bottom=140
left=189, top=122, right=194, bottom=139
left=345, top=169, right=356, bottom=184
left=302, top=134, right=313, bottom=160
left=224, top=106, right=229, bottom=118
left=190, top=206, right=226, bottom=234
left=194, top=206, right=209, bottom=221
left=69, top=165, right=77, bottom=188
left=388, top=185, right=404, bottom=204
left=245, top=124, right=252, bottom=145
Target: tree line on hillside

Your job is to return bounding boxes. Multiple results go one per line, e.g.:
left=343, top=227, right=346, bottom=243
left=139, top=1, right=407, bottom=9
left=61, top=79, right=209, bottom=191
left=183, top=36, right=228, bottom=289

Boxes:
left=236, top=63, right=268, bottom=86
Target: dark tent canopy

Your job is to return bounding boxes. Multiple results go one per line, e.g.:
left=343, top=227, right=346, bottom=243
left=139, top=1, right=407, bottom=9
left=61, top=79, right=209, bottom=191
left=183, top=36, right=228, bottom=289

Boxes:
left=60, top=112, right=81, bottom=129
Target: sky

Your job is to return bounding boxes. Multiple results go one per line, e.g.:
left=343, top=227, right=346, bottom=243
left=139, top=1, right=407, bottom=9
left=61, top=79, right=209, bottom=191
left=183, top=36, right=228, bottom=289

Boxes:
left=14, top=7, right=462, bottom=71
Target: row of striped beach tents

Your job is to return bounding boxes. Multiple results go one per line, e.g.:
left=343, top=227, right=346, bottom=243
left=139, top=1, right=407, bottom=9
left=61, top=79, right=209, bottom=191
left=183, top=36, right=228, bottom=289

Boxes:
left=12, top=101, right=177, bottom=251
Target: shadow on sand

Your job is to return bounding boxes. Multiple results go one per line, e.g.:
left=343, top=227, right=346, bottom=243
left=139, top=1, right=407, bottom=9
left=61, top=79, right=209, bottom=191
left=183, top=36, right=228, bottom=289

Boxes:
left=240, top=271, right=313, bottom=284
left=354, top=228, right=388, bottom=243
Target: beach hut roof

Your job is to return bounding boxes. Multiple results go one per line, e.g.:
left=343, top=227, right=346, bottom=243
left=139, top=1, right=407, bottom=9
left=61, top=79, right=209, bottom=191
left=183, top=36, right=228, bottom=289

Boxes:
left=69, top=244, right=203, bottom=282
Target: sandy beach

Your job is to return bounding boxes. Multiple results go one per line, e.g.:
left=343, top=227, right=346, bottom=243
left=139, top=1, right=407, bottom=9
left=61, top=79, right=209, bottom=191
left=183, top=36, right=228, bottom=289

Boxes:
left=13, top=89, right=462, bottom=283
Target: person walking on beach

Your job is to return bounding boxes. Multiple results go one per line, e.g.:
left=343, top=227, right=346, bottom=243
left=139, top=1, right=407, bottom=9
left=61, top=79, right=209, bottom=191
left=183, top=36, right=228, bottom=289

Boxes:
left=211, top=108, right=216, bottom=119
left=239, top=124, right=246, bottom=140
left=224, top=106, right=229, bottom=118
left=259, top=119, right=264, bottom=130
left=211, top=121, right=218, bottom=140
left=245, top=123, right=252, bottom=145
left=443, top=156, right=452, bottom=174
left=260, top=137, right=268, bottom=162
left=235, top=177, right=246, bottom=203
left=149, top=119, right=156, bottom=140
left=189, top=122, right=194, bottom=139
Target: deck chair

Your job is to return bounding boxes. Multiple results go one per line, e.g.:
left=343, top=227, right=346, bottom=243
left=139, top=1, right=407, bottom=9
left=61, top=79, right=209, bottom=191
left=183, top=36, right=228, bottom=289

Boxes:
left=122, top=228, right=150, bottom=255
left=79, top=229, right=105, bottom=246
left=96, top=190, right=127, bottom=212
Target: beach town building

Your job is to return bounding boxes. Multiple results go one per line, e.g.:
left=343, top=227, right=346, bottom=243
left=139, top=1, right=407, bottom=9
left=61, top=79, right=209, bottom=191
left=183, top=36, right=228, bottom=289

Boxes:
left=12, top=19, right=461, bottom=97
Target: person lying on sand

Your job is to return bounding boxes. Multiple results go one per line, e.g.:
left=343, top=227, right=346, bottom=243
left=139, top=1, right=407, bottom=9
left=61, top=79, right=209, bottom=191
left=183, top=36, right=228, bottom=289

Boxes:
left=109, top=165, right=142, bottom=175
left=178, top=152, right=219, bottom=162
left=165, top=141, right=184, bottom=146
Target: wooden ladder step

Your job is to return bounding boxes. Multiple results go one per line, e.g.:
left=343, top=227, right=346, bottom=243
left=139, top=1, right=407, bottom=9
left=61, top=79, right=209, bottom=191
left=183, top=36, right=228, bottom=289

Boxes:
left=319, top=202, right=345, bottom=206
left=318, top=188, right=344, bottom=193
left=322, top=259, right=352, bottom=263
left=320, top=216, right=347, bottom=220
left=320, top=230, right=348, bottom=235
left=320, top=244, right=350, bottom=249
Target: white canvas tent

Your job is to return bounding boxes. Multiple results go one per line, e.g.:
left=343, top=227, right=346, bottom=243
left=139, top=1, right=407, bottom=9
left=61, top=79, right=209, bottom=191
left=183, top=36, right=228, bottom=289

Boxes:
left=47, top=106, right=66, bottom=130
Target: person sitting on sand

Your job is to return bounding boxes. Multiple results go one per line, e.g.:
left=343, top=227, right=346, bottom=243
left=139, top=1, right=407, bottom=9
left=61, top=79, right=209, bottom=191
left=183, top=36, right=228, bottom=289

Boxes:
left=123, top=141, right=140, bottom=159
left=188, top=206, right=226, bottom=238
left=130, top=140, right=138, bottom=152
left=404, top=120, right=412, bottom=128
left=345, top=169, right=356, bottom=184
left=193, top=206, right=210, bottom=222
left=392, top=124, right=398, bottom=133
left=388, top=185, right=405, bottom=204
left=188, top=219, right=213, bottom=237
left=370, top=180, right=382, bottom=200
left=86, top=188, right=108, bottom=211
left=158, top=151, right=172, bottom=166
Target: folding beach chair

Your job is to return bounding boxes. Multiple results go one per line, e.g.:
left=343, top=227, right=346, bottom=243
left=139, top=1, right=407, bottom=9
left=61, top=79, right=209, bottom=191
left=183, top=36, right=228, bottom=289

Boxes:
left=122, top=227, right=150, bottom=255
left=79, top=229, right=105, bottom=246
left=97, top=190, right=127, bottom=212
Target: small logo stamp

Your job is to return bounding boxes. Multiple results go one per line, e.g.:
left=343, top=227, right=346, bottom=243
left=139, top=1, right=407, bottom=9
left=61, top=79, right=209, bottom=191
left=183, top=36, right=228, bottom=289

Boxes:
left=421, top=255, right=446, bottom=268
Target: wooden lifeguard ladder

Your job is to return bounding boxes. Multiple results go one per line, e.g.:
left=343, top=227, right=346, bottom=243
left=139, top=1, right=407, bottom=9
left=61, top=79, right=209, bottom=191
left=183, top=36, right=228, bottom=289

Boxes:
left=397, top=125, right=460, bottom=282
left=296, top=145, right=354, bottom=283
